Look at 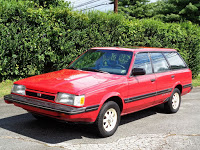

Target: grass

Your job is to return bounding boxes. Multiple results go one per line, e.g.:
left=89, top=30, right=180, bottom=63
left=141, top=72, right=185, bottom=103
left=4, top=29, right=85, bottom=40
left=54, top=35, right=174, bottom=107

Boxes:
left=0, top=80, right=14, bottom=98
left=192, top=74, right=200, bottom=87
left=0, top=75, right=199, bottom=98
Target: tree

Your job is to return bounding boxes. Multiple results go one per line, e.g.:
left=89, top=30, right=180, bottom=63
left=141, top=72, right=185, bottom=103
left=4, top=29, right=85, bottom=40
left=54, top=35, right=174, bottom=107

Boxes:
left=31, top=0, right=68, bottom=8
left=116, top=0, right=152, bottom=19
left=118, top=0, right=150, bottom=6
left=117, top=0, right=200, bottom=24
left=159, top=0, right=200, bottom=24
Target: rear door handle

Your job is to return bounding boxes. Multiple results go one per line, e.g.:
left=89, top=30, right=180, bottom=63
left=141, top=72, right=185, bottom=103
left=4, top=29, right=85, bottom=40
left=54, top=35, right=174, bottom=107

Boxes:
left=151, top=79, right=156, bottom=82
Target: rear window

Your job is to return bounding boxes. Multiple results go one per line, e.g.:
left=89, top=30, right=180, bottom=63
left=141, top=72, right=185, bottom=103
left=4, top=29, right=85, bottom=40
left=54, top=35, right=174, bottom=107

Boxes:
left=150, top=53, right=170, bottom=73
left=164, top=52, right=187, bottom=70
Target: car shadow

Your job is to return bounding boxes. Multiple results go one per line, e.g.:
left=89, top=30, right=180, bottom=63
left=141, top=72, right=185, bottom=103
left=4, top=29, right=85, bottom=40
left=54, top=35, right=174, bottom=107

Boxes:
left=0, top=104, right=166, bottom=144
left=120, top=104, right=165, bottom=125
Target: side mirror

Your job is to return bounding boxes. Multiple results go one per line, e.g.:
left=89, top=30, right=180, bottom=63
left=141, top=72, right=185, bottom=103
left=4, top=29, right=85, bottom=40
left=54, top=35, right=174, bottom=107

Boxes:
left=132, top=68, right=146, bottom=76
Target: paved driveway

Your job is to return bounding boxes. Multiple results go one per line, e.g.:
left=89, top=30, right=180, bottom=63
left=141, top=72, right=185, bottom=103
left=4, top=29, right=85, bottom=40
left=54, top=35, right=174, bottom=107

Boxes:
left=0, top=88, right=199, bottom=150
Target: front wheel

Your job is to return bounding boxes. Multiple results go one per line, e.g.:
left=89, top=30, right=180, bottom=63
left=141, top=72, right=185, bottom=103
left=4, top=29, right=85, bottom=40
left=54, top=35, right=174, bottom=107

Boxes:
left=164, top=88, right=181, bottom=113
left=96, top=101, right=121, bottom=137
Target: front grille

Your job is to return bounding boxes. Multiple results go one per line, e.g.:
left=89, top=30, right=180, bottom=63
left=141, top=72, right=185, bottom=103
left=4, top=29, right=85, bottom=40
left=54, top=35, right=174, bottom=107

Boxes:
left=26, top=91, right=55, bottom=101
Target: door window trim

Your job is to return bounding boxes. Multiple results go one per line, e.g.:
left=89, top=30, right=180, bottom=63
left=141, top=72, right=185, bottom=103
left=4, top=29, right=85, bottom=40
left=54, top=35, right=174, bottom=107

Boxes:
left=130, top=52, right=154, bottom=77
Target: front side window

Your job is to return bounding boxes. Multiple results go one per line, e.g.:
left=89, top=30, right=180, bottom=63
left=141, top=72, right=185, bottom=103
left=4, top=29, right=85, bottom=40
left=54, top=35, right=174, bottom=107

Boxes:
left=68, top=50, right=133, bottom=75
left=133, top=53, right=153, bottom=74
left=163, top=52, right=187, bottom=69
left=150, top=53, right=170, bottom=73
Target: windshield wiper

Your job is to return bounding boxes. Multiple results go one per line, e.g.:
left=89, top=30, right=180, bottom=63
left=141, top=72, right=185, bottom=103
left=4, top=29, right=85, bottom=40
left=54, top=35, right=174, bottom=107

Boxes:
left=67, top=66, right=77, bottom=70
left=81, top=68, right=109, bottom=74
left=67, top=67, right=82, bottom=71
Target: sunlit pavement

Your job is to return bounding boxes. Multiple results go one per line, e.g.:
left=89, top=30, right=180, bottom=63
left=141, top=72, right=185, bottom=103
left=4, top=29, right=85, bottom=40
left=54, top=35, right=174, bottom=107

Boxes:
left=0, top=88, right=200, bottom=150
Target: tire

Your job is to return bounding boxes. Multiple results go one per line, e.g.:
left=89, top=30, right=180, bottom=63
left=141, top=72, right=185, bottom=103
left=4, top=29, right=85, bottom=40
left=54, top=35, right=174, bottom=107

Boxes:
left=96, top=101, right=121, bottom=137
left=164, top=88, right=181, bottom=113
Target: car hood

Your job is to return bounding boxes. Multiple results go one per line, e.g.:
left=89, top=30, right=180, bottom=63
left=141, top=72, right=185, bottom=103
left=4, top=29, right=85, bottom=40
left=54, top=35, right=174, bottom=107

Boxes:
left=15, top=69, right=120, bottom=94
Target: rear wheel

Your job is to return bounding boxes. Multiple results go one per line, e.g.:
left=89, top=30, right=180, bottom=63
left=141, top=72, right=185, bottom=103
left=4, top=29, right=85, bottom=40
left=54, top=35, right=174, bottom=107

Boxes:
left=164, top=88, right=181, bottom=113
left=96, top=101, right=120, bottom=137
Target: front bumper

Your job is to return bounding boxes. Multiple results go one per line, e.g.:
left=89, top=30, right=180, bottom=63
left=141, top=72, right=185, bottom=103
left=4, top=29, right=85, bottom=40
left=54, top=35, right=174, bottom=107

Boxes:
left=4, top=94, right=99, bottom=115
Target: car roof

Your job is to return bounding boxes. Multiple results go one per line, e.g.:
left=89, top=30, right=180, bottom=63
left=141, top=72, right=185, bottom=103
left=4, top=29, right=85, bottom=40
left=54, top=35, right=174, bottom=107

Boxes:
left=91, top=47, right=177, bottom=52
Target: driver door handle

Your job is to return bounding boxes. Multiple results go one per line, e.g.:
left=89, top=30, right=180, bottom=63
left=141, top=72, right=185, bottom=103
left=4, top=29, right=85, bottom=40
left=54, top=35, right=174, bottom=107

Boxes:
left=151, top=79, right=156, bottom=82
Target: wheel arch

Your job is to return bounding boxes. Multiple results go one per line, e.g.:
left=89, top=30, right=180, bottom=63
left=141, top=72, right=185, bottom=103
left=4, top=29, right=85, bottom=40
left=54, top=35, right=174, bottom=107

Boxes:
left=100, top=92, right=124, bottom=113
left=104, top=96, right=123, bottom=112
left=174, top=84, right=182, bottom=94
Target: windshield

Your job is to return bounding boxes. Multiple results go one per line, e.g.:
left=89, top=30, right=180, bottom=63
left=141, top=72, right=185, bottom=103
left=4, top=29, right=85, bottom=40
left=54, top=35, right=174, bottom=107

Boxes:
left=68, top=50, right=133, bottom=75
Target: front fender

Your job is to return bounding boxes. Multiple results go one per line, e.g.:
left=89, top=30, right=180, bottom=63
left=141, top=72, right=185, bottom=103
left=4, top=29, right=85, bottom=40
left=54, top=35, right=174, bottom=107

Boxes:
left=99, top=92, right=124, bottom=109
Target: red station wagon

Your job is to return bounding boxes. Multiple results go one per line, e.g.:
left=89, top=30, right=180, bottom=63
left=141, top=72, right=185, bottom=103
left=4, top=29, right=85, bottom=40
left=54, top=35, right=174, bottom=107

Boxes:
left=4, top=47, right=193, bottom=137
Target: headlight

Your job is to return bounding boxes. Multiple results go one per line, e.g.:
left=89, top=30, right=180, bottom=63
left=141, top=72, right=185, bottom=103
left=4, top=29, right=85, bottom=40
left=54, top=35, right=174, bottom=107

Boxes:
left=11, top=84, right=26, bottom=95
left=56, top=93, right=85, bottom=106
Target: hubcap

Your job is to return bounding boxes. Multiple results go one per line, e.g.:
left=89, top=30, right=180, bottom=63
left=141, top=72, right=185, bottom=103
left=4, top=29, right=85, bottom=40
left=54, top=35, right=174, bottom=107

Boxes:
left=172, top=92, right=180, bottom=109
left=103, top=108, right=117, bottom=132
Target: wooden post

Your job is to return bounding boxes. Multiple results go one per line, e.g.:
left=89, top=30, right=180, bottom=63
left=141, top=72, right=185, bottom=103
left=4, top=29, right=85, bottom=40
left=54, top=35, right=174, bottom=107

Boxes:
left=114, top=0, right=118, bottom=13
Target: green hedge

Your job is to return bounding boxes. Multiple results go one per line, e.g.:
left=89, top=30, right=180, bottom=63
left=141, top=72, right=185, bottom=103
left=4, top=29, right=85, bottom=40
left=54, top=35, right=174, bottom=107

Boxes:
left=0, top=0, right=200, bottom=80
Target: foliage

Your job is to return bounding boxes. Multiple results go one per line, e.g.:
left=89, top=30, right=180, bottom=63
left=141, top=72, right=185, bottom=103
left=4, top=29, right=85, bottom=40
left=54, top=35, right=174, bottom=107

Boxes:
left=0, top=80, right=14, bottom=97
left=117, top=0, right=200, bottom=24
left=118, top=0, right=150, bottom=5
left=32, top=0, right=69, bottom=8
left=117, top=0, right=153, bottom=19
left=0, top=0, right=200, bottom=81
left=192, top=74, right=200, bottom=87
left=152, top=0, right=200, bottom=24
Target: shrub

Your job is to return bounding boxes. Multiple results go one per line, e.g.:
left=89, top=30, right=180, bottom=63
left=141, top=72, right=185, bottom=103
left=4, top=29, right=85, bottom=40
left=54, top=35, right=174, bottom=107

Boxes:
left=0, top=0, right=199, bottom=80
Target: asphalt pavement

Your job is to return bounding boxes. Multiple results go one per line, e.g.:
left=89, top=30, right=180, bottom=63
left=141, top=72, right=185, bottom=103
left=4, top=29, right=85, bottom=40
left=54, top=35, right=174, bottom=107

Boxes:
left=0, top=88, right=199, bottom=150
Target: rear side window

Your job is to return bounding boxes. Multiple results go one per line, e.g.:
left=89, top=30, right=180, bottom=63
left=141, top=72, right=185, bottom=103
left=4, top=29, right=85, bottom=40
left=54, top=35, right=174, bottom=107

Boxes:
left=150, top=53, right=170, bottom=73
left=164, top=52, right=187, bottom=69
left=133, top=53, right=153, bottom=74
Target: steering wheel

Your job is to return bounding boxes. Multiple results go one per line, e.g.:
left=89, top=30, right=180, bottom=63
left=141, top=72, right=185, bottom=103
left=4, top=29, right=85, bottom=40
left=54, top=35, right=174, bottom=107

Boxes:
left=114, top=64, right=125, bottom=69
